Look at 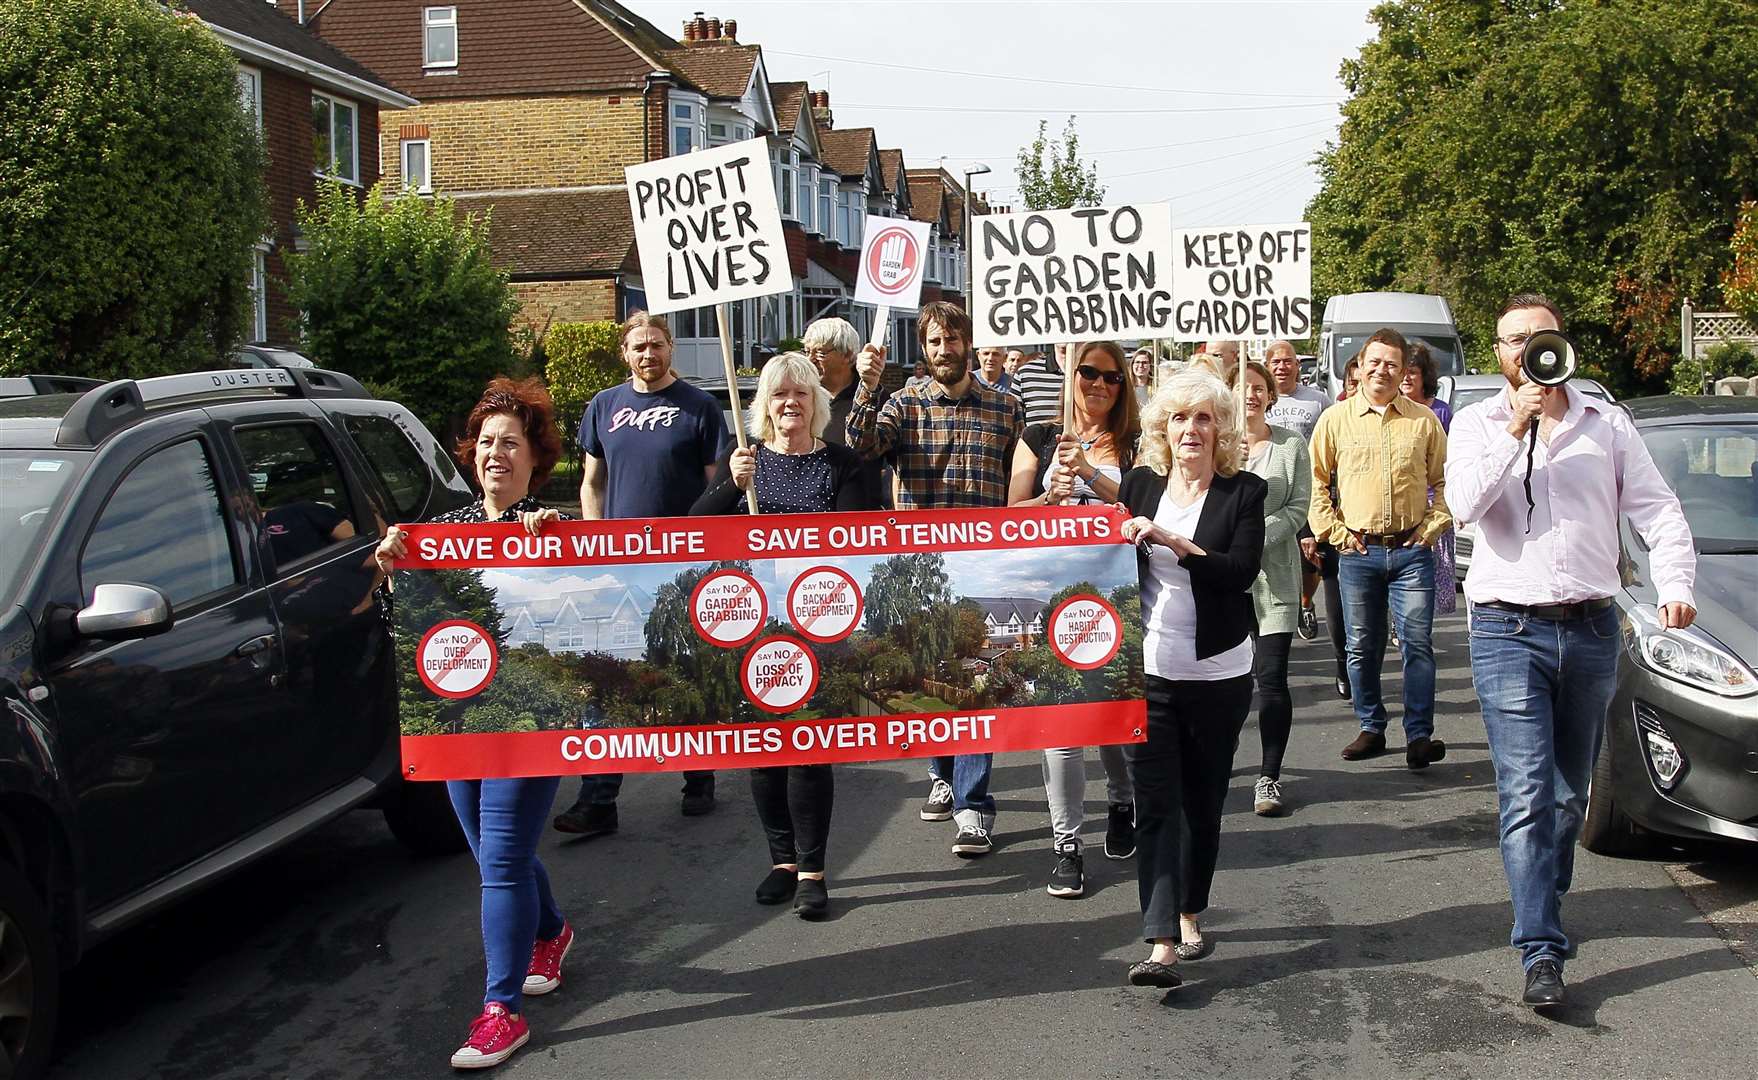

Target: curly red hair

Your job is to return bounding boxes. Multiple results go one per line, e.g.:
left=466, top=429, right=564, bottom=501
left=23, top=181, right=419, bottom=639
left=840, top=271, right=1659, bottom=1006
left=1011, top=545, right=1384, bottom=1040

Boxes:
left=455, top=376, right=564, bottom=495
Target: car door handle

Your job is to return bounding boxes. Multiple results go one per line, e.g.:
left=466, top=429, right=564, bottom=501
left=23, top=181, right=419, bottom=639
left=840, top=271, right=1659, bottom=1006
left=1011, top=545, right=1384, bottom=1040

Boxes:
left=235, top=635, right=276, bottom=658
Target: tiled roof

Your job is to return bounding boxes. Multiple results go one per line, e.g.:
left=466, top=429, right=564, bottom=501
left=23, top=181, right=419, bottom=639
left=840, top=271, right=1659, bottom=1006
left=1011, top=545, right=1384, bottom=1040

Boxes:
left=905, top=174, right=944, bottom=227
left=878, top=149, right=906, bottom=195
left=965, top=597, right=1049, bottom=624
left=184, top=0, right=397, bottom=92
left=453, top=189, right=636, bottom=276
left=772, top=81, right=809, bottom=131
left=819, top=128, right=877, bottom=180
left=659, top=42, right=759, bottom=99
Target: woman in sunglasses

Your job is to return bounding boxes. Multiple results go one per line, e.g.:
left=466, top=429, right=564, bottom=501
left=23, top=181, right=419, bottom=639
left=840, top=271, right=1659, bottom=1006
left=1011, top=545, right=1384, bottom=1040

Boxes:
left=1007, top=339, right=1143, bottom=899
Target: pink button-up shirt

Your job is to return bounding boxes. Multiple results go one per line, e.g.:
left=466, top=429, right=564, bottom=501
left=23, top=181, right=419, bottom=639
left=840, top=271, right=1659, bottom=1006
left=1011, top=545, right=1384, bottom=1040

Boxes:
left=1445, top=384, right=1696, bottom=608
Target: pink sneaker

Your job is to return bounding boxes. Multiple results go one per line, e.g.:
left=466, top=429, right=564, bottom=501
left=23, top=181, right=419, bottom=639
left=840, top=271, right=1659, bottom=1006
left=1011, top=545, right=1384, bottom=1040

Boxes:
left=449, top=1002, right=529, bottom=1069
left=524, top=922, right=574, bottom=995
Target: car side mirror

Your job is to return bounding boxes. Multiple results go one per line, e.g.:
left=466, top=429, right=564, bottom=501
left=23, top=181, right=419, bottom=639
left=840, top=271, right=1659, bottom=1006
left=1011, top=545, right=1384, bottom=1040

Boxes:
left=75, top=583, right=173, bottom=641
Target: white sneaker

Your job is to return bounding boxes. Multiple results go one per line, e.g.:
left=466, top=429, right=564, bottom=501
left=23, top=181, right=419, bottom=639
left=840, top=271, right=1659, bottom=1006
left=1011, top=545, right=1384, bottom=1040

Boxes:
left=920, top=778, right=954, bottom=821
left=1253, top=776, right=1284, bottom=817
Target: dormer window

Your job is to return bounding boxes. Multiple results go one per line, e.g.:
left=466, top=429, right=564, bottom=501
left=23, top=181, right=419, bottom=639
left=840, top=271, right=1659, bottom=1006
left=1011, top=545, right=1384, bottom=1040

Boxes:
left=424, top=7, right=457, bottom=70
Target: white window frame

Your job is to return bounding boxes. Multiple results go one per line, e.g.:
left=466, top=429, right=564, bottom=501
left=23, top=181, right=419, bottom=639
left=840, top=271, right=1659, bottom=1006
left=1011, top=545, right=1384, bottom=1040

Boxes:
left=311, top=91, right=359, bottom=185
left=249, top=245, right=268, bottom=342
left=670, top=98, right=705, bottom=157
left=400, top=138, right=432, bottom=194
left=778, top=149, right=797, bottom=221
left=236, top=65, right=262, bottom=133
left=797, top=163, right=815, bottom=232
left=423, top=7, right=458, bottom=70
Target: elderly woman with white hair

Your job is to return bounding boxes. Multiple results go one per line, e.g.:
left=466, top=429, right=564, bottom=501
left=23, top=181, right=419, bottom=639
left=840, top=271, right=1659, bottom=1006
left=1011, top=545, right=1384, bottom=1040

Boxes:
left=692, top=351, right=870, bottom=919
left=803, top=315, right=889, bottom=507
left=1116, top=369, right=1268, bottom=990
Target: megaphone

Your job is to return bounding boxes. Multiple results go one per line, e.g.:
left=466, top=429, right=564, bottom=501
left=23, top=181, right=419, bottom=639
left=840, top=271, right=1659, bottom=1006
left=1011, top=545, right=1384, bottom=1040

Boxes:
left=1520, top=330, right=1578, bottom=387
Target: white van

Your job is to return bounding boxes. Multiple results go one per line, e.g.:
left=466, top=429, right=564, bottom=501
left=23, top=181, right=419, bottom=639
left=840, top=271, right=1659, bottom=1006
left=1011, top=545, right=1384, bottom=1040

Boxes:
left=1319, top=292, right=1464, bottom=400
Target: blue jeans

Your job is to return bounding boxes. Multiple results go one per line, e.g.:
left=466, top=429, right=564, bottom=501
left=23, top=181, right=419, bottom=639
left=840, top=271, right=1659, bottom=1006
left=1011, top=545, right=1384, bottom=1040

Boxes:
left=447, top=778, right=567, bottom=1010
left=927, top=754, right=995, bottom=818
left=1338, top=545, right=1436, bottom=739
left=1469, top=603, right=1620, bottom=970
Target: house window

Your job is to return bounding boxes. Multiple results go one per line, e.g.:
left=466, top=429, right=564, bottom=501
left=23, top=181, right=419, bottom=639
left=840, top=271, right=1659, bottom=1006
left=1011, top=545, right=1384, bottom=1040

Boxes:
left=778, top=150, right=797, bottom=219
left=850, top=190, right=864, bottom=247
left=401, top=139, right=431, bottom=194
left=249, top=247, right=267, bottom=341
left=423, top=7, right=457, bottom=69
left=836, top=190, right=854, bottom=247
left=818, top=178, right=834, bottom=237
left=236, top=66, right=262, bottom=133
left=311, top=92, right=357, bottom=183
left=709, top=121, right=728, bottom=143
left=613, top=620, right=641, bottom=648
left=797, top=164, right=815, bottom=231
left=671, top=102, right=698, bottom=156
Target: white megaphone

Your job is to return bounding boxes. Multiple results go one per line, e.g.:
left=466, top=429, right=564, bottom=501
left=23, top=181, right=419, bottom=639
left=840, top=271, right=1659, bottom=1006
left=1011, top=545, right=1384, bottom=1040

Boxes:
left=1520, top=330, right=1578, bottom=387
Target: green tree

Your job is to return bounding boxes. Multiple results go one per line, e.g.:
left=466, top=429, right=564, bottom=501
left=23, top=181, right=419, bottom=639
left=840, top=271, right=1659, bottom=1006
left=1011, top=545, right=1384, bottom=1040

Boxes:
left=642, top=561, right=760, bottom=724
left=0, top=0, right=268, bottom=378
left=1015, top=117, right=1106, bottom=211
left=545, top=321, right=625, bottom=462
left=863, top=553, right=952, bottom=637
left=392, top=568, right=507, bottom=735
left=1725, top=200, right=1758, bottom=325
left=1307, top=0, right=1758, bottom=396
left=285, top=182, right=519, bottom=441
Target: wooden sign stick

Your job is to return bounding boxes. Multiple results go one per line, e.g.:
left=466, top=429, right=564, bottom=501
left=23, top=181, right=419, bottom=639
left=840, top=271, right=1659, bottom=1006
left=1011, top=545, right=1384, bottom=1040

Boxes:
left=716, top=303, right=760, bottom=515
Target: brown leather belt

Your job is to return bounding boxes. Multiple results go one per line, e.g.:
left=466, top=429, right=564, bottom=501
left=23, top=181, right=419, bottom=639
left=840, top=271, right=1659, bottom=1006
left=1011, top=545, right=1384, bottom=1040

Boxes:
left=1479, top=597, right=1615, bottom=621
left=1349, top=526, right=1418, bottom=546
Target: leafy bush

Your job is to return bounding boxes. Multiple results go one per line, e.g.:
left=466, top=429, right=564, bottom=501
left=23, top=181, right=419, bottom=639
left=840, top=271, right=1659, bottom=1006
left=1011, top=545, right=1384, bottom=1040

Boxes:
left=544, top=321, right=623, bottom=459
left=0, top=0, right=268, bottom=378
left=1724, top=200, right=1758, bottom=325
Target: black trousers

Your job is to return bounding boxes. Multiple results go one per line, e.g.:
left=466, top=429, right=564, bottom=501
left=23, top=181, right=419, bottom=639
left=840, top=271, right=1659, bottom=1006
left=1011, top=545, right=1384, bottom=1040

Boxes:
left=1254, top=632, right=1294, bottom=779
left=750, top=765, right=834, bottom=874
left=1320, top=546, right=1348, bottom=684
left=1125, top=673, right=1253, bottom=943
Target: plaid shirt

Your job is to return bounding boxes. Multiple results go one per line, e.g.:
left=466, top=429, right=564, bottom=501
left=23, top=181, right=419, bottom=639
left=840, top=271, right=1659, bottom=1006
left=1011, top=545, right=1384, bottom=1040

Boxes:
left=845, top=375, right=1024, bottom=509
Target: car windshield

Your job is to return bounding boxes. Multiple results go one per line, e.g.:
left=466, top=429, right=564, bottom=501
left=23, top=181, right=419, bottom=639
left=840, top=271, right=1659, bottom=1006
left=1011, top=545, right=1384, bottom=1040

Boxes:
left=0, top=449, right=88, bottom=605
left=1450, top=381, right=1608, bottom=414
left=1641, top=422, right=1758, bottom=554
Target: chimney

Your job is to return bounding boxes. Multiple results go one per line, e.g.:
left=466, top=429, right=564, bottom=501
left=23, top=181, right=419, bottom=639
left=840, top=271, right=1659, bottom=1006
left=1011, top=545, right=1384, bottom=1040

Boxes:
left=723, top=19, right=737, bottom=41
left=682, top=17, right=698, bottom=41
left=706, top=17, right=722, bottom=40
left=811, top=90, right=832, bottom=128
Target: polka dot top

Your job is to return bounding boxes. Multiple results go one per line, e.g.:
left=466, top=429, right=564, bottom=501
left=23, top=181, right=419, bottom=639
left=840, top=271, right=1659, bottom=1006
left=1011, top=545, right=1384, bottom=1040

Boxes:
left=753, top=443, right=837, bottom=515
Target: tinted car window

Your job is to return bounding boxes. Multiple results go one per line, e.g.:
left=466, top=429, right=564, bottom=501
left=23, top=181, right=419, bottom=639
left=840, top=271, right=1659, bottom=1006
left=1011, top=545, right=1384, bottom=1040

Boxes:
left=341, top=413, right=433, bottom=522
left=1642, top=423, right=1758, bottom=553
left=81, top=439, right=237, bottom=608
left=236, top=423, right=358, bottom=574
left=0, top=450, right=86, bottom=606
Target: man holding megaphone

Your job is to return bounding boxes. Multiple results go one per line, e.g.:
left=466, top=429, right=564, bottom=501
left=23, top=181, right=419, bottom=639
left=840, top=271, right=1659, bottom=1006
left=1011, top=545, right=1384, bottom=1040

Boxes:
left=1446, top=293, right=1697, bottom=1012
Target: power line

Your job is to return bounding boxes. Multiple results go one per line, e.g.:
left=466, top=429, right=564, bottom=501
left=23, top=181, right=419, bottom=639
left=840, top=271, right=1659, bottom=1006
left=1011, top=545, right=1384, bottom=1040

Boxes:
left=839, top=100, right=1341, bottom=116
left=1177, top=160, right=1317, bottom=221
left=924, top=118, right=1338, bottom=163
left=1104, top=129, right=1332, bottom=181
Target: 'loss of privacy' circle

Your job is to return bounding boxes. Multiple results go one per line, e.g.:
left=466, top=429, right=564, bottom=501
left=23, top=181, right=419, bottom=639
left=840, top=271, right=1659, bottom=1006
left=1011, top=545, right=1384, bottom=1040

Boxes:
left=417, top=620, right=499, bottom=699
left=742, top=637, right=820, bottom=714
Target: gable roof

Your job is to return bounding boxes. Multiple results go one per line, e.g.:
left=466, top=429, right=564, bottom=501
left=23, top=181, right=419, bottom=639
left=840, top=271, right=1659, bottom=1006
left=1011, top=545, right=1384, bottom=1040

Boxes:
left=878, top=148, right=906, bottom=197
left=965, top=597, right=1049, bottom=625
left=905, top=172, right=945, bottom=229
left=659, top=41, right=760, bottom=99
left=453, top=189, right=637, bottom=277
left=503, top=583, right=654, bottom=627
left=185, top=0, right=413, bottom=107
left=772, top=81, right=809, bottom=131
left=819, top=128, right=878, bottom=182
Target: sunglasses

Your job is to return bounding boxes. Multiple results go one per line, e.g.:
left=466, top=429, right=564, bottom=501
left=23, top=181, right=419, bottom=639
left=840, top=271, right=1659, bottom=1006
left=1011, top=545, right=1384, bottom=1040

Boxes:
left=1077, top=365, right=1126, bottom=386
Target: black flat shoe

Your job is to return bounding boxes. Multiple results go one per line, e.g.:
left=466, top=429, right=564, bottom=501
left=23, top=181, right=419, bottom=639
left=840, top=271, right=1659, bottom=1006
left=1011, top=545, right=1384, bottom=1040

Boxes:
left=1174, top=937, right=1212, bottom=961
left=755, top=867, right=797, bottom=905
left=794, top=877, right=829, bottom=920
left=1522, top=959, right=1565, bottom=1008
left=1128, top=960, right=1181, bottom=988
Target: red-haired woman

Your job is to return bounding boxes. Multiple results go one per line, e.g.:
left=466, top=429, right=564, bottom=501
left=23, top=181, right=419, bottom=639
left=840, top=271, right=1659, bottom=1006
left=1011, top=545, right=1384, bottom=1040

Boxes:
left=374, top=377, right=572, bottom=1070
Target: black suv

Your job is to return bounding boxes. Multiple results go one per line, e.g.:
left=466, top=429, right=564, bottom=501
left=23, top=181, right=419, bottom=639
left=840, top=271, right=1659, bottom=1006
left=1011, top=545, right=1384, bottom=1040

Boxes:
left=0, top=367, right=474, bottom=1076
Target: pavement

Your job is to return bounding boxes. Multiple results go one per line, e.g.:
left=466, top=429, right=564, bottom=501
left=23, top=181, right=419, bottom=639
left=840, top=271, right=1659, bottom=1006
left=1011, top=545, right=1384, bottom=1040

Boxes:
left=53, top=613, right=1757, bottom=1079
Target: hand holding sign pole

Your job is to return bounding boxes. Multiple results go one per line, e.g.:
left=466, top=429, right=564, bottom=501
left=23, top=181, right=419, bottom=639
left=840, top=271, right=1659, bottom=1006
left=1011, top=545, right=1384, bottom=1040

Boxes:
left=855, top=218, right=932, bottom=357
left=716, top=304, right=760, bottom=514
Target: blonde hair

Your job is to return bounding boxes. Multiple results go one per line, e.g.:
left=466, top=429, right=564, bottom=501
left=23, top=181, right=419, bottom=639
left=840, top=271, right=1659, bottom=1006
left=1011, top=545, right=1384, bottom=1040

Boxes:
left=747, top=352, right=832, bottom=443
left=1244, top=359, right=1277, bottom=407
left=1138, top=369, right=1242, bottom=477
left=1188, top=351, right=1238, bottom=384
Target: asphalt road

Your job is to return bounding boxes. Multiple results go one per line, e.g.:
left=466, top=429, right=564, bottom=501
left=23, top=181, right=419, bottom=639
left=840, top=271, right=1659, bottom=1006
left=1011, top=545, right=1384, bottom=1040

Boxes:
left=54, top=614, right=1757, bottom=1080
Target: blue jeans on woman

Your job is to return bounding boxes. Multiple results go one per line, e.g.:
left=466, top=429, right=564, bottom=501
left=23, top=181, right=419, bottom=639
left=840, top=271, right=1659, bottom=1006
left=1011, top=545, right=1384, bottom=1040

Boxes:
left=447, top=777, right=567, bottom=1010
left=1338, top=544, right=1436, bottom=739
left=1469, top=603, right=1620, bottom=970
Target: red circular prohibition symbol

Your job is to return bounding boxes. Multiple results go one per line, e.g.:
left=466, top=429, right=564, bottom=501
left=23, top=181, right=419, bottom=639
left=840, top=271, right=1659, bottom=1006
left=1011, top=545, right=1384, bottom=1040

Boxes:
left=785, top=564, right=864, bottom=644
left=1046, top=595, right=1124, bottom=671
left=690, top=568, right=768, bottom=649
left=741, top=635, right=821, bottom=715
left=417, top=619, right=500, bottom=699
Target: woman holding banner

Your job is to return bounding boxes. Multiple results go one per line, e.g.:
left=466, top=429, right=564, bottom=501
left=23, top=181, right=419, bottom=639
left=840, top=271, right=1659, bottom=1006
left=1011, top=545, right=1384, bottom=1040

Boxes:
left=1116, top=369, right=1266, bottom=989
left=1008, top=340, right=1142, bottom=899
left=692, top=352, right=870, bottom=918
left=373, top=377, right=574, bottom=1069
left=1241, top=361, right=1312, bottom=817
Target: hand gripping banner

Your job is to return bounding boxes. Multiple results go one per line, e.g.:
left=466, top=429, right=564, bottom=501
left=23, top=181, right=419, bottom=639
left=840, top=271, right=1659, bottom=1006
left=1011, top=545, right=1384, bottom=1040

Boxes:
left=391, top=506, right=1146, bottom=779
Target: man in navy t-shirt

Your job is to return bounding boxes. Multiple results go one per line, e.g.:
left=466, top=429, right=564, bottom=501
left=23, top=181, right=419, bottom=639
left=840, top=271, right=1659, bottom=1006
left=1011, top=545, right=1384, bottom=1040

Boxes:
left=552, top=313, right=727, bottom=837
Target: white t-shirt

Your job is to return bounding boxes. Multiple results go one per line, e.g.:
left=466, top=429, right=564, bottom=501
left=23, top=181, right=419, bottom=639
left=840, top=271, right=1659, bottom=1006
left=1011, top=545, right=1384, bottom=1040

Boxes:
left=1140, top=489, right=1255, bottom=681
left=1265, top=383, right=1331, bottom=441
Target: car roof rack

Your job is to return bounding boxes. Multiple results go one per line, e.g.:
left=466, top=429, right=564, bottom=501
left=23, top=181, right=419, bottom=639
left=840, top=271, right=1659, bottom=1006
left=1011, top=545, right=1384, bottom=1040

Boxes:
left=56, top=366, right=371, bottom=449
left=0, top=374, right=105, bottom=398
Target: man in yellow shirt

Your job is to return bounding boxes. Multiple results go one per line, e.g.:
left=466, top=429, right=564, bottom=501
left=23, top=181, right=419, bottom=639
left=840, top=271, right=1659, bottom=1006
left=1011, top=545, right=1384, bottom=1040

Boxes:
left=1309, top=328, right=1452, bottom=769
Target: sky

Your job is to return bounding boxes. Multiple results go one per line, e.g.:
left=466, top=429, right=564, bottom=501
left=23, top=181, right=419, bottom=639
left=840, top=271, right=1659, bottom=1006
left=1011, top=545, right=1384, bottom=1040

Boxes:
left=636, top=0, right=1379, bottom=226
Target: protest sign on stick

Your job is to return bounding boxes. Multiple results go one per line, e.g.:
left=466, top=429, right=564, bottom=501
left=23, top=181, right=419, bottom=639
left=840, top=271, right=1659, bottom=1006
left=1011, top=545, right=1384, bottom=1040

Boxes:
left=972, top=204, right=1175, bottom=348
left=854, top=217, right=932, bottom=351
left=1168, top=222, right=1312, bottom=343
left=627, top=138, right=794, bottom=514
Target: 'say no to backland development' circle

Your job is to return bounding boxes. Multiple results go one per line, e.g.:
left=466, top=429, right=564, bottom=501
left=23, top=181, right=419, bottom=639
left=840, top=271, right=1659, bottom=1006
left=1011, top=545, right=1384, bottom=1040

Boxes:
left=418, top=620, right=499, bottom=699
left=690, top=568, right=766, bottom=648
left=786, top=565, right=863, bottom=643
left=1047, top=595, right=1123, bottom=670
left=742, top=636, right=820, bottom=714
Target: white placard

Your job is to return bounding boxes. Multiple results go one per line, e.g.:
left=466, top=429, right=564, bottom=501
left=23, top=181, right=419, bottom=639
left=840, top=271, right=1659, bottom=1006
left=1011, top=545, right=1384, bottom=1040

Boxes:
left=971, top=203, right=1175, bottom=348
left=854, top=217, right=933, bottom=309
left=1169, top=222, right=1312, bottom=343
left=625, top=137, right=791, bottom=315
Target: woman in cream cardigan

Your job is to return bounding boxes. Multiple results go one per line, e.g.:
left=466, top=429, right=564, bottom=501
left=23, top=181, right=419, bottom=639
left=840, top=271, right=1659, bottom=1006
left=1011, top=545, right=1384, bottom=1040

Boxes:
left=1240, top=360, right=1312, bottom=817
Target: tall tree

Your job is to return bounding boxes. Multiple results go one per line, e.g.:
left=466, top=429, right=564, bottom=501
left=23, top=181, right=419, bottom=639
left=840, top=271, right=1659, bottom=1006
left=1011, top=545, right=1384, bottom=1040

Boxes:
left=1015, top=117, right=1106, bottom=211
left=1308, top=0, right=1758, bottom=395
left=862, top=554, right=952, bottom=637
left=0, top=0, right=268, bottom=378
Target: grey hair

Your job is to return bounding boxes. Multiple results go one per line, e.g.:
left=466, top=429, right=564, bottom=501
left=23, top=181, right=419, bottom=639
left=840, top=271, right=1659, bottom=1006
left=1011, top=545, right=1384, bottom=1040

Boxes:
left=1138, top=369, right=1242, bottom=477
left=802, top=317, right=860, bottom=359
left=747, top=352, right=832, bottom=443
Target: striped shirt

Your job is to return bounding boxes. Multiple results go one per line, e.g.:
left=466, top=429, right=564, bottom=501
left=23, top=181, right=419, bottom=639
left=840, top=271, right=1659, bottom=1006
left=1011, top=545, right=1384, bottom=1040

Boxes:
left=845, top=376, right=1025, bottom=509
left=1012, top=356, right=1065, bottom=425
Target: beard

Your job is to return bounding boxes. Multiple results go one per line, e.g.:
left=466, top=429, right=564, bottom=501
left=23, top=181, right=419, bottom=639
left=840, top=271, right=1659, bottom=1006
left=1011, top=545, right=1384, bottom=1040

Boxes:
left=929, top=346, right=969, bottom=387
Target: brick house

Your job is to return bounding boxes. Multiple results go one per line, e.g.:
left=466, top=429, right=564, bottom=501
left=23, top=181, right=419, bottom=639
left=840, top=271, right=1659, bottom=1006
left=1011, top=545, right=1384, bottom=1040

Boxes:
left=186, top=0, right=414, bottom=343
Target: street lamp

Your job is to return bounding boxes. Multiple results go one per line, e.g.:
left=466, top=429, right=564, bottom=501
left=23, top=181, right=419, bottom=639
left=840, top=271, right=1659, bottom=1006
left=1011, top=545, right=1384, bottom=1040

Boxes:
left=962, top=164, right=991, bottom=303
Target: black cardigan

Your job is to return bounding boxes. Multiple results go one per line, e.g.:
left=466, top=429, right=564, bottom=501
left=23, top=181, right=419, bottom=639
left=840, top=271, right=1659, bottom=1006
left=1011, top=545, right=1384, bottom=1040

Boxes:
left=1118, top=466, right=1267, bottom=660
left=690, top=441, right=870, bottom=515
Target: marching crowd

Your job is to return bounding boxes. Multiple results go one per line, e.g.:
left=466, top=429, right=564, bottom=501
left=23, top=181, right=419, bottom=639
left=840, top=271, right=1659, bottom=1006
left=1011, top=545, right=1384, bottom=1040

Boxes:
left=373, top=295, right=1698, bottom=1069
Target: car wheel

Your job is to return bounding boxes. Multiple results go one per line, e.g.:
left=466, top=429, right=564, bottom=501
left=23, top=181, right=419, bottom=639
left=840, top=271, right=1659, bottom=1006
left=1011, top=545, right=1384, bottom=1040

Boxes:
left=1581, top=723, right=1650, bottom=856
left=0, top=859, right=59, bottom=1080
left=381, top=779, right=469, bottom=856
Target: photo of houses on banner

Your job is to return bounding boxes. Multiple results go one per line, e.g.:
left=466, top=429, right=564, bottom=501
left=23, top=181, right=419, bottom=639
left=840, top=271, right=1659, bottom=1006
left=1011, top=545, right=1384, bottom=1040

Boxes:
left=392, top=546, right=1142, bottom=738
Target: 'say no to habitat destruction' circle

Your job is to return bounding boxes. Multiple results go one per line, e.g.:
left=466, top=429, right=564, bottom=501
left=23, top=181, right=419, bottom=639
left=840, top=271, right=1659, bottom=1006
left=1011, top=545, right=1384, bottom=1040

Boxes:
left=417, top=620, right=499, bottom=699
left=1047, top=595, right=1123, bottom=671
left=690, top=568, right=766, bottom=648
left=786, top=565, right=864, bottom=643
left=741, top=636, right=820, bottom=714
